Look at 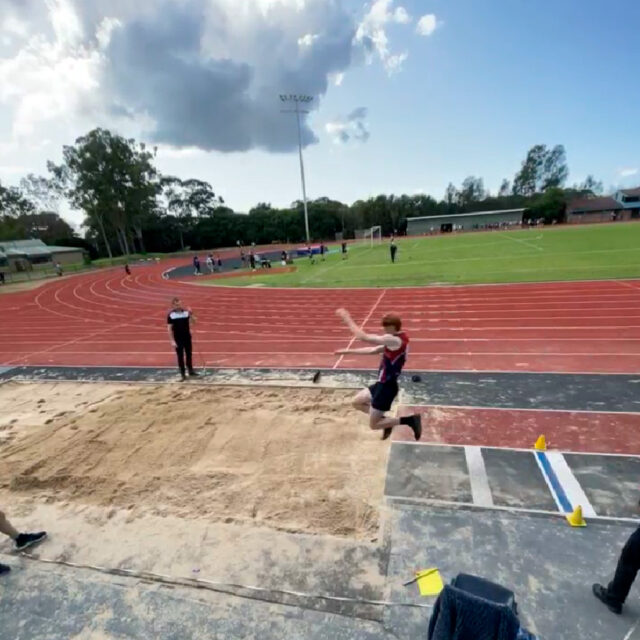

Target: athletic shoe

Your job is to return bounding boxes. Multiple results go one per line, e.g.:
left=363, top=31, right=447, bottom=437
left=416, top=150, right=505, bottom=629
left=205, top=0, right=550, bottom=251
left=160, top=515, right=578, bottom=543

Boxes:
left=405, top=415, right=422, bottom=441
left=15, top=531, right=47, bottom=551
left=381, top=428, right=393, bottom=441
left=592, top=584, right=622, bottom=614
left=188, top=370, right=200, bottom=377
left=180, top=373, right=187, bottom=381
left=0, top=563, right=10, bottom=575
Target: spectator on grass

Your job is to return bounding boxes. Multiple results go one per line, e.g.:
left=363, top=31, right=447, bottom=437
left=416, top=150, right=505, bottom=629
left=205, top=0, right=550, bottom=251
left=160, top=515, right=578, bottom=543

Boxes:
left=54, top=262, right=62, bottom=276
left=390, top=239, right=397, bottom=263
left=249, top=252, right=256, bottom=270
left=0, top=271, right=4, bottom=285
left=341, top=241, right=348, bottom=260
left=206, top=255, right=214, bottom=273
left=320, top=243, right=326, bottom=261
left=0, top=509, right=47, bottom=575
left=281, top=250, right=288, bottom=266
left=217, top=257, right=222, bottom=271
left=193, top=255, right=201, bottom=276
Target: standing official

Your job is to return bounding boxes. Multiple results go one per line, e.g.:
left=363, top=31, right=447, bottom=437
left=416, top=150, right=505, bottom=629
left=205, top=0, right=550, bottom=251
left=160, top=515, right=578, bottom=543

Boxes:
left=167, top=297, right=199, bottom=381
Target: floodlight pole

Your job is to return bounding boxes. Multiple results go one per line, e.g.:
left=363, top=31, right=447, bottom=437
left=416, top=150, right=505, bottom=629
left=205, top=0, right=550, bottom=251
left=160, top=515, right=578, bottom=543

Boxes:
left=280, top=94, right=313, bottom=244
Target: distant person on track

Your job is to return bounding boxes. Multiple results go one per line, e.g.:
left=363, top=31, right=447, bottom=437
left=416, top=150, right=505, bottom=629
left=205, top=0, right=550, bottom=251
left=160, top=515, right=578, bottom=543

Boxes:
left=217, top=257, right=222, bottom=271
left=249, top=252, right=256, bottom=270
left=193, top=255, right=201, bottom=276
left=167, top=297, right=199, bottom=381
left=0, top=508, right=47, bottom=575
left=54, top=262, right=62, bottom=277
left=334, top=308, right=422, bottom=442
left=0, top=271, right=5, bottom=285
left=341, top=241, right=348, bottom=260
left=390, top=239, right=397, bottom=263
left=206, top=254, right=214, bottom=273
left=124, top=263, right=131, bottom=277
left=281, top=250, right=288, bottom=266
left=320, top=243, right=326, bottom=261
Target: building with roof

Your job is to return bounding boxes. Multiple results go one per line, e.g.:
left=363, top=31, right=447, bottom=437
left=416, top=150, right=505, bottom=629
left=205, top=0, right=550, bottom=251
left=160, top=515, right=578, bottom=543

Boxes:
left=406, top=208, right=525, bottom=236
left=0, top=239, right=85, bottom=272
left=567, top=187, right=640, bottom=224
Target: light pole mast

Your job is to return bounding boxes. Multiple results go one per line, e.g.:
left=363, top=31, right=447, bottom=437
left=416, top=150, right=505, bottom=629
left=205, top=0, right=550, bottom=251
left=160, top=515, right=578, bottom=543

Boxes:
left=280, top=94, right=313, bottom=244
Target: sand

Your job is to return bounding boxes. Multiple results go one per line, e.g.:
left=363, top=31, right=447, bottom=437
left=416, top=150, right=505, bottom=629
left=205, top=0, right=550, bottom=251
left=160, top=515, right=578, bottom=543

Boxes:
left=0, top=382, right=387, bottom=539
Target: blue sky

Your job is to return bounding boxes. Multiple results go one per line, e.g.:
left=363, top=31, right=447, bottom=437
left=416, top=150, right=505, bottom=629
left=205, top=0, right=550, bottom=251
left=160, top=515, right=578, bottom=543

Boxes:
left=0, top=0, right=638, bottom=226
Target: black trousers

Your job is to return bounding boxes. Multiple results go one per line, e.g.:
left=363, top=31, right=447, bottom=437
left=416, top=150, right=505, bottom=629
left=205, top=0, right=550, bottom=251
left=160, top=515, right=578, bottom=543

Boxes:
left=607, top=525, right=640, bottom=604
left=175, top=336, right=193, bottom=375
left=390, top=248, right=397, bottom=263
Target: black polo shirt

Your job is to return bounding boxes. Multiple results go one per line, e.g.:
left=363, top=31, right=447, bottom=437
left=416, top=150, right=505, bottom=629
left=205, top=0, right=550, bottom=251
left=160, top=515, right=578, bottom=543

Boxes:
left=167, top=309, right=191, bottom=342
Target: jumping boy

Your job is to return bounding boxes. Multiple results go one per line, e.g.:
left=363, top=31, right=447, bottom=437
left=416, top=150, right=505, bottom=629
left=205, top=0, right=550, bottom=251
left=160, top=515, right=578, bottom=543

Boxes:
left=167, top=297, right=199, bottom=381
left=335, top=308, right=422, bottom=441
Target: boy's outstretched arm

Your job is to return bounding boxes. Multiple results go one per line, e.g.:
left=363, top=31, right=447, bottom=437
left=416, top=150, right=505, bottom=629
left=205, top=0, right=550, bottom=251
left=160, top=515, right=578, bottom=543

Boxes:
left=335, top=308, right=401, bottom=349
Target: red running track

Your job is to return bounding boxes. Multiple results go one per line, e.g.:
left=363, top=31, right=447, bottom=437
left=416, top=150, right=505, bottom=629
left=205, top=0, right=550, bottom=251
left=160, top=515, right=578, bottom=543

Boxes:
left=1, top=261, right=640, bottom=373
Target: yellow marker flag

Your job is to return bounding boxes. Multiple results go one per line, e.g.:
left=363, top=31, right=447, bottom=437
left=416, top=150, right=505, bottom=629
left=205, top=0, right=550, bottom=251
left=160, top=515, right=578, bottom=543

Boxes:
left=416, top=568, right=444, bottom=597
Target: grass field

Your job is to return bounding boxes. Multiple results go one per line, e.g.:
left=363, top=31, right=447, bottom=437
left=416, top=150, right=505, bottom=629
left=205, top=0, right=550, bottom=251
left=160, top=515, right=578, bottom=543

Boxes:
left=202, top=222, right=640, bottom=288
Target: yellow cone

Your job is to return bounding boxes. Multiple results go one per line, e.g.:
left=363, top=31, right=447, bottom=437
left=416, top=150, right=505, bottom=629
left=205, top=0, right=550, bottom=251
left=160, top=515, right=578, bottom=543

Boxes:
left=567, top=505, right=586, bottom=527
left=534, top=435, right=546, bottom=451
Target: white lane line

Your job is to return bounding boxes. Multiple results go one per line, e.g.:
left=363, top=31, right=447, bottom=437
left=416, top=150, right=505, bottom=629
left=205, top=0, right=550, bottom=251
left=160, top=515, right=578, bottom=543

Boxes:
left=545, top=451, right=597, bottom=517
left=332, top=290, right=386, bottom=369
left=623, top=617, right=640, bottom=640
left=464, top=446, right=494, bottom=507
left=400, top=402, right=640, bottom=417
left=383, top=495, right=640, bottom=524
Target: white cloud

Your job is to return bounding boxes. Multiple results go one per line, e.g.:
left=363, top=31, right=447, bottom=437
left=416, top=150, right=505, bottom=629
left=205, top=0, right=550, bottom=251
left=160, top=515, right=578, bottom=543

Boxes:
left=416, top=14, right=438, bottom=37
left=356, top=0, right=411, bottom=75
left=619, top=168, right=638, bottom=178
left=297, top=33, right=319, bottom=49
left=0, top=0, right=420, bottom=156
left=326, top=107, right=370, bottom=145
left=393, top=7, right=411, bottom=24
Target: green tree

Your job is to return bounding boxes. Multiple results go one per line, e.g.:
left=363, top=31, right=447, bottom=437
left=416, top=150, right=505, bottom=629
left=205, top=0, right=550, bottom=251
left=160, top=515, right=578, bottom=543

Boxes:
left=458, top=176, right=485, bottom=210
left=159, top=176, right=221, bottom=249
left=575, top=175, right=603, bottom=195
left=52, top=128, right=159, bottom=258
left=513, top=144, right=568, bottom=196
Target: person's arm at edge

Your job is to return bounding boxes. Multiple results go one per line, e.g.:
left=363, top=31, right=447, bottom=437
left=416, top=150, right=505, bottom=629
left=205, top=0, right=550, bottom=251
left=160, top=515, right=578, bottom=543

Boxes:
left=335, top=308, right=401, bottom=349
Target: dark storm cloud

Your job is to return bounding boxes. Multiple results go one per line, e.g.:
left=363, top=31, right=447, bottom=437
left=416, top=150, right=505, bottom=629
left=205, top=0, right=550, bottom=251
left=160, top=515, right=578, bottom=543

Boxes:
left=103, top=0, right=356, bottom=152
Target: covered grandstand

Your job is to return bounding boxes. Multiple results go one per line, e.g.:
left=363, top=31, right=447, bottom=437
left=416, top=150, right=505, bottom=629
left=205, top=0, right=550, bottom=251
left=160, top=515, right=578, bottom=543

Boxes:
left=406, top=208, right=525, bottom=235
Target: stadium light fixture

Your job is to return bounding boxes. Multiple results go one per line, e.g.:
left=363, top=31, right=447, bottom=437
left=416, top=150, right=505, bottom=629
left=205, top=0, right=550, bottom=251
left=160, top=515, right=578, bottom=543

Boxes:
left=280, top=94, right=314, bottom=244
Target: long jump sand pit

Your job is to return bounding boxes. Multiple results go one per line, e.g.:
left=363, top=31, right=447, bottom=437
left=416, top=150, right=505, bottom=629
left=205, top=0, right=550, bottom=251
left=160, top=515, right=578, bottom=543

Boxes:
left=0, top=381, right=387, bottom=539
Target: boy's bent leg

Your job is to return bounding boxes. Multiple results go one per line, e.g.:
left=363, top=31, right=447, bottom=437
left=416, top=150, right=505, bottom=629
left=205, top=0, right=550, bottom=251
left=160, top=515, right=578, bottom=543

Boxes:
left=370, top=409, right=422, bottom=441
left=352, top=388, right=372, bottom=414
left=0, top=509, right=19, bottom=539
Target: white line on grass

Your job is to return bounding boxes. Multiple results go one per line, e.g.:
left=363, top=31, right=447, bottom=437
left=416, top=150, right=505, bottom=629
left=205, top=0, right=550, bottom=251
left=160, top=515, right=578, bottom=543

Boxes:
left=500, top=233, right=544, bottom=252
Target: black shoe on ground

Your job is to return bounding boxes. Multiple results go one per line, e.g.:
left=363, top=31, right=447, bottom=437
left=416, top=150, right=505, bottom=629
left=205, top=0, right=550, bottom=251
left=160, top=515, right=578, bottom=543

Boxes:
left=402, top=414, right=422, bottom=441
left=0, top=563, right=10, bottom=575
left=188, top=370, right=199, bottom=377
left=15, top=531, right=47, bottom=551
left=180, top=373, right=187, bottom=381
left=592, top=584, right=622, bottom=614
left=381, top=428, right=393, bottom=441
